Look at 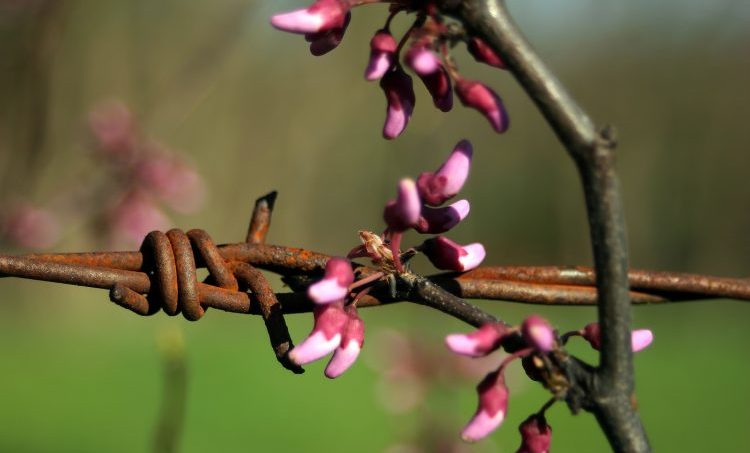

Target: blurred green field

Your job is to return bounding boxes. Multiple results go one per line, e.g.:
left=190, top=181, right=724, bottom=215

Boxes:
left=1, top=0, right=749, bottom=451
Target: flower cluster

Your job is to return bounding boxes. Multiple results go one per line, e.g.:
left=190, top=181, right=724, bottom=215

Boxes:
left=271, top=0, right=509, bottom=139
left=446, top=316, right=654, bottom=447
left=350, top=139, right=485, bottom=274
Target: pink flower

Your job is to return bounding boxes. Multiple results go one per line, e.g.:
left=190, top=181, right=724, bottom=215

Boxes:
left=383, top=179, right=422, bottom=231
left=325, top=304, right=365, bottom=378
left=414, top=199, right=470, bottom=234
left=516, top=414, right=552, bottom=453
left=422, top=236, right=486, bottom=272
left=305, top=11, right=351, bottom=56
left=135, top=151, right=206, bottom=214
left=289, top=302, right=349, bottom=365
left=445, top=323, right=508, bottom=357
left=88, top=101, right=137, bottom=160
left=270, top=0, right=349, bottom=35
left=1, top=203, right=60, bottom=250
left=455, top=79, right=509, bottom=133
left=418, top=66, right=453, bottom=112
left=307, top=257, right=355, bottom=304
left=380, top=68, right=416, bottom=139
left=467, top=37, right=506, bottom=69
left=417, top=140, right=473, bottom=206
left=462, top=370, right=508, bottom=442
left=405, top=44, right=440, bottom=76
left=521, top=316, right=556, bottom=352
left=109, top=191, right=171, bottom=248
left=365, top=29, right=397, bottom=81
left=581, top=323, right=654, bottom=352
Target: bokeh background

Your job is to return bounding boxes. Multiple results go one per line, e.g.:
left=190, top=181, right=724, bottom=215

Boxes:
left=1, top=0, right=749, bottom=451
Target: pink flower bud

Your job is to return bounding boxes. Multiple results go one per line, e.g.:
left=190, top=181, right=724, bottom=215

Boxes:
left=383, top=179, right=421, bottom=231
left=422, top=236, right=486, bottom=272
left=582, top=323, right=654, bottom=352
left=1, top=203, right=60, bottom=250
left=365, top=29, right=397, bottom=81
left=380, top=68, right=415, bottom=139
left=136, top=152, right=206, bottom=214
left=405, top=44, right=440, bottom=76
left=467, top=37, right=506, bottom=69
left=304, top=11, right=350, bottom=56
left=109, top=192, right=171, bottom=248
left=88, top=101, right=136, bottom=160
left=521, top=315, right=556, bottom=352
left=270, top=0, right=349, bottom=35
left=307, top=257, right=355, bottom=304
left=455, top=79, right=509, bottom=133
left=445, top=323, right=507, bottom=357
left=462, top=370, right=508, bottom=442
left=289, top=303, right=349, bottom=365
left=418, top=66, right=453, bottom=112
left=414, top=199, right=470, bottom=234
left=325, top=305, right=365, bottom=378
left=416, top=140, right=473, bottom=206
left=517, top=414, right=552, bottom=453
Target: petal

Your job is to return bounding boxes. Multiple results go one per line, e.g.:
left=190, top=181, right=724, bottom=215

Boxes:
left=415, top=200, right=470, bottom=234
left=307, top=277, right=349, bottom=304
left=270, top=9, right=327, bottom=34
left=445, top=324, right=506, bottom=357
left=631, top=329, right=653, bottom=352
left=461, top=409, right=505, bottom=443
left=383, top=178, right=422, bottom=230
left=458, top=243, right=486, bottom=271
left=365, top=52, right=393, bottom=81
left=406, top=46, right=440, bottom=75
left=456, top=80, right=509, bottom=133
left=522, top=315, right=556, bottom=352
left=324, top=339, right=362, bottom=378
left=289, top=331, right=342, bottom=365
left=437, top=140, right=473, bottom=196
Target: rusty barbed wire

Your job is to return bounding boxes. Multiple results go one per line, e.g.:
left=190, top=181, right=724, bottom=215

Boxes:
left=1, top=192, right=749, bottom=370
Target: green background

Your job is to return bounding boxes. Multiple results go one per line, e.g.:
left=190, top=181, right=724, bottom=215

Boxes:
left=1, top=1, right=749, bottom=451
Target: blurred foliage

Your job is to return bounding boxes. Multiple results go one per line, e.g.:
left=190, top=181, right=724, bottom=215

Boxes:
left=0, top=0, right=749, bottom=451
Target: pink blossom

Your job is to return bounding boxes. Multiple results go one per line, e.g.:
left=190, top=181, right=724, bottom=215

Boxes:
left=307, top=257, right=355, bottom=304
left=325, top=304, right=365, bottom=378
left=383, top=178, right=421, bottom=231
left=467, top=37, right=506, bottom=69
left=462, top=370, right=508, bottom=442
left=445, top=323, right=508, bottom=357
left=418, top=66, right=453, bottom=112
left=305, top=11, right=350, bottom=56
left=109, top=191, right=171, bottom=248
left=521, top=315, right=556, bottom=352
left=1, top=203, right=60, bottom=250
left=414, top=199, right=470, bottom=234
left=582, top=323, right=654, bottom=352
left=270, top=0, right=349, bottom=35
left=516, top=414, right=552, bottom=453
left=455, top=79, right=509, bottom=133
left=135, top=151, right=206, bottom=214
left=88, top=101, right=136, bottom=160
left=289, top=302, right=349, bottom=365
left=380, top=68, right=416, bottom=139
left=405, top=44, right=440, bottom=76
left=365, top=29, right=397, bottom=81
left=417, top=140, right=473, bottom=206
left=422, top=236, right=486, bottom=272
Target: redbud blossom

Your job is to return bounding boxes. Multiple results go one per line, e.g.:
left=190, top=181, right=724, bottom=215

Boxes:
left=2, top=203, right=60, bottom=250
left=517, top=414, right=552, bottom=453
left=307, top=257, right=355, bottom=304
left=365, top=30, right=397, bottom=81
left=455, top=79, right=509, bottom=133
left=462, top=370, right=508, bottom=442
left=88, top=101, right=136, bottom=160
left=414, top=199, right=470, bottom=234
left=270, top=0, right=349, bottom=35
left=467, top=37, right=506, bottom=69
left=289, top=302, right=349, bottom=365
left=405, top=45, right=441, bottom=76
left=325, top=305, right=365, bottom=378
left=305, top=11, right=350, bottom=56
left=417, top=140, right=473, bottom=206
left=521, top=315, right=556, bottom=352
left=109, top=191, right=171, bottom=248
left=422, top=236, right=486, bottom=272
left=445, top=323, right=508, bottom=357
left=380, top=68, right=416, bottom=139
left=383, top=179, right=421, bottom=231
left=582, top=323, right=654, bottom=352
left=418, top=66, right=453, bottom=112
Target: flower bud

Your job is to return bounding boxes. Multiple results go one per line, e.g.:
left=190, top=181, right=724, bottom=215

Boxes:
left=405, top=44, right=440, bottom=76
left=365, top=29, right=397, bottom=81
left=445, top=323, right=507, bottom=357
left=414, top=200, right=470, bottom=234
left=517, top=414, right=552, bottom=453
left=582, top=323, right=654, bottom=352
left=521, top=315, right=556, bottom=352
left=270, top=0, right=349, bottom=35
left=383, top=179, right=421, bottom=231
left=417, top=140, right=473, bottom=206
left=304, top=11, right=350, bottom=56
left=422, top=236, right=486, bottom=272
left=462, top=370, right=508, bottom=442
left=380, top=68, right=415, bottom=139
left=325, top=305, right=365, bottom=378
left=455, top=79, right=509, bottom=133
left=418, top=66, right=453, bottom=112
left=307, top=257, right=355, bottom=304
left=467, top=37, right=506, bottom=69
left=289, top=302, right=348, bottom=365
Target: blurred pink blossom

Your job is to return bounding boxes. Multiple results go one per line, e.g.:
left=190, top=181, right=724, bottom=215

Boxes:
left=1, top=203, right=60, bottom=250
